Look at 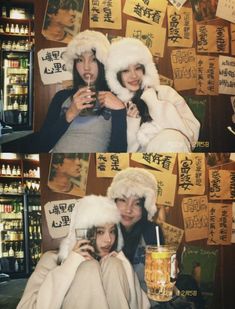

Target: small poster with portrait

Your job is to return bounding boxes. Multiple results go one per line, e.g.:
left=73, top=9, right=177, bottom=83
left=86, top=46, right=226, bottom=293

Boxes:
left=48, top=153, right=90, bottom=197
left=42, top=0, right=85, bottom=44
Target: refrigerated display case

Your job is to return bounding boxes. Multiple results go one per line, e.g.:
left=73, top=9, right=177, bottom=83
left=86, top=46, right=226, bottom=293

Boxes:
left=0, top=2, right=34, bottom=132
left=0, top=155, right=41, bottom=278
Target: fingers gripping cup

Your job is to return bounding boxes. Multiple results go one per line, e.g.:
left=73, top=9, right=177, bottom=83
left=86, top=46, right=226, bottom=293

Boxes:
left=145, top=246, right=177, bottom=302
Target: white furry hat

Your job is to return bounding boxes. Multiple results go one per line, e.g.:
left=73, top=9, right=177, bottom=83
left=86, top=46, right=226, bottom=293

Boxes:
left=105, top=38, right=160, bottom=102
left=58, top=195, right=122, bottom=263
left=63, top=30, right=110, bottom=72
left=107, top=167, right=157, bottom=220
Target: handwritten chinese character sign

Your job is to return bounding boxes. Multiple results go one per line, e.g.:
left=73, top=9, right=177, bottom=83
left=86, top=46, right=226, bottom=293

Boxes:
left=131, top=153, right=177, bottom=173
left=96, top=153, right=129, bottom=177
left=208, top=203, right=232, bottom=245
left=178, top=153, right=206, bottom=195
left=209, top=169, right=235, bottom=200
left=37, top=48, right=72, bottom=85
left=219, top=55, right=235, bottom=95
left=123, top=0, right=167, bottom=26
left=89, top=0, right=122, bottom=29
left=167, top=6, right=193, bottom=47
left=44, top=199, right=77, bottom=238
left=181, top=195, right=208, bottom=242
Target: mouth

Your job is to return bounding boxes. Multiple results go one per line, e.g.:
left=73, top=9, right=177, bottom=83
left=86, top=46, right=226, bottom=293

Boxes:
left=122, top=215, right=133, bottom=222
left=100, top=246, right=112, bottom=253
left=128, top=80, right=140, bottom=87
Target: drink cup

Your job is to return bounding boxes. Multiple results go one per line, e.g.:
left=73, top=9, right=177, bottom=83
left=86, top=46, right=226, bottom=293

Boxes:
left=75, top=227, right=100, bottom=260
left=145, top=245, right=177, bottom=302
left=79, top=84, right=101, bottom=116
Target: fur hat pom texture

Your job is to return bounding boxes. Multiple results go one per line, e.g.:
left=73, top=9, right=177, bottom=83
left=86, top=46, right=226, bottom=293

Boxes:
left=63, top=30, right=110, bottom=71
left=105, top=37, right=160, bottom=102
left=58, top=195, right=121, bottom=263
left=107, top=167, right=158, bottom=220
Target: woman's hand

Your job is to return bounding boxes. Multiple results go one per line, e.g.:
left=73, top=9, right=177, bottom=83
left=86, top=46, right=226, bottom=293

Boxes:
left=72, top=239, right=95, bottom=260
left=126, top=101, right=140, bottom=118
left=98, top=91, right=125, bottom=110
left=65, top=87, right=95, bottom=122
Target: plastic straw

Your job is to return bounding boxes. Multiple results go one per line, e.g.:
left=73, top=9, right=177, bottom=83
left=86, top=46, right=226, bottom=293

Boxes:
left=87, top=75, right=91, bottom=88
left=155, top=226, right=160, bottom=247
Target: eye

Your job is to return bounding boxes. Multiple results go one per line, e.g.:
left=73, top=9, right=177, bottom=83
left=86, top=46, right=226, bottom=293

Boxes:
left=116, top=198, right=126, bottom=203
left=135, top=65, right=143, bottom=71
left=110, top=229, right=116, bottom=235
left=76, top=58, right=83, bottom=63
left=96, top=229, right=104, bottom=235
left=121, top=69, right=129, bottom=74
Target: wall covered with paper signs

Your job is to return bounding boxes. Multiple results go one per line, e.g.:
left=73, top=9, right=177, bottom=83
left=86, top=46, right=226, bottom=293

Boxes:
left=39, top=152, right=235, bottom=309
left=33, top=0, right=235, bottom=151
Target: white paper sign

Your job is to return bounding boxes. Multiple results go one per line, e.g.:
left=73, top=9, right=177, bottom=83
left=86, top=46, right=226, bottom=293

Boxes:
left=44, top=199, right=77, bottom=239
left=38, top=48, right=72, bottom=85
left=216, top=0, right=235, bottom=23
left=219, top=55, right=235, bottom=95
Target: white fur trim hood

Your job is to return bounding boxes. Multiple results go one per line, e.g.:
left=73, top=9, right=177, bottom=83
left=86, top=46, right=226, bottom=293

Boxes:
left=58, top=195, right=122, bottom=263
left=107, top=167, right=157, bottom=220
left=63, top=30, right=110, bottom=71
left=105, top=38, right=160, bottom=102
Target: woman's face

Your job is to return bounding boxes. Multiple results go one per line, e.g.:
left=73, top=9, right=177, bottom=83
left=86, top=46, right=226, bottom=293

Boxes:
left=120, top=64, right=144, bottom=92
left=95, top=223, right=116, bottom=257
left=115, top=196, right=142, bottom=231
left=75, top=51, right=99, bottom=85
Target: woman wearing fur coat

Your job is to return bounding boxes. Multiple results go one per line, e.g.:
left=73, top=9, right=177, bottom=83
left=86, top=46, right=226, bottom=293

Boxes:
left=105, top=38, right=200, bottom=152
left=37, top=30, right=127, bottom=153
left=107, top=167, right=165, bottom=307
left=17, top=195, right=150, bottom=309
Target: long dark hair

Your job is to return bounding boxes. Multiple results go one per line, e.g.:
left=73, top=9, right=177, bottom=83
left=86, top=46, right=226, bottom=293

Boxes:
left=117, top=65, right=152, bottom=125
left=73, top=50, right=110, bottom=91
left=120, top=198, right=148, bottom=263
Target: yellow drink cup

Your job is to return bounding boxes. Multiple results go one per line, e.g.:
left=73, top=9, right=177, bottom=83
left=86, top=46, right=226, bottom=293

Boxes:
left=145, top=245, right=176, bottom=302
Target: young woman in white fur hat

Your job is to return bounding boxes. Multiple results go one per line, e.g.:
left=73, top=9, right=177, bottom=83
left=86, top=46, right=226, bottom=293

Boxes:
left=36, top=30, right=127, bottom=153
left=17, top=195, right=150, bottom=309
left=105, top=38, right=200, bottom=152
left=107, top=167, right=166, bottom=307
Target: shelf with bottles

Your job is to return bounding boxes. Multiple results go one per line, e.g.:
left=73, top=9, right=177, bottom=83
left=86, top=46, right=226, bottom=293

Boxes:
left=0, top=38, right=34, bottom=52
left=0, top=5, right=34, bottom=36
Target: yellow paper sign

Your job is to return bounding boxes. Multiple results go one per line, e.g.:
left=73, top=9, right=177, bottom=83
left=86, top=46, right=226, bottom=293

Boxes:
left=208, top=203, right=232, bottom=245
left=44, top=199, right=77, bottom=239
left=131, top=153, right=177, bottom=173
left=178, top=153, right=206, bottom=195
left=123, top=0, right=167, bottom=26
left=209, top=169, right=235, bottom=200
left=196, top=55, right=219, bottom=95
left=160, top=221, right=184, bottom=247
left=89, top=0, right=122, bottom=29
left=231, top=23, right=235, bottom=56
left=126, top=20, right=166, bottom=57
left=196, top=24, right=229, bottom=54
left=171, top=48, right=197, bottom=90
left=149, top=170, right=177, bottom=207
left=96, top=153, right=130, bottom=177
left=167, top=6, right=193, bottom=47
left=181, top=195, right=208, bottom=242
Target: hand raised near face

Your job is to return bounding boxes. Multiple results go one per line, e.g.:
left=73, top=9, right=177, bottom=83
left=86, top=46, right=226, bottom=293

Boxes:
left=65, top=87, right=96, bottom=122
left=126, top=101, right=140, bottom=118
left=98, top=91, right=125, bottom=110
left=72, top=239, right=95, bottom=260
